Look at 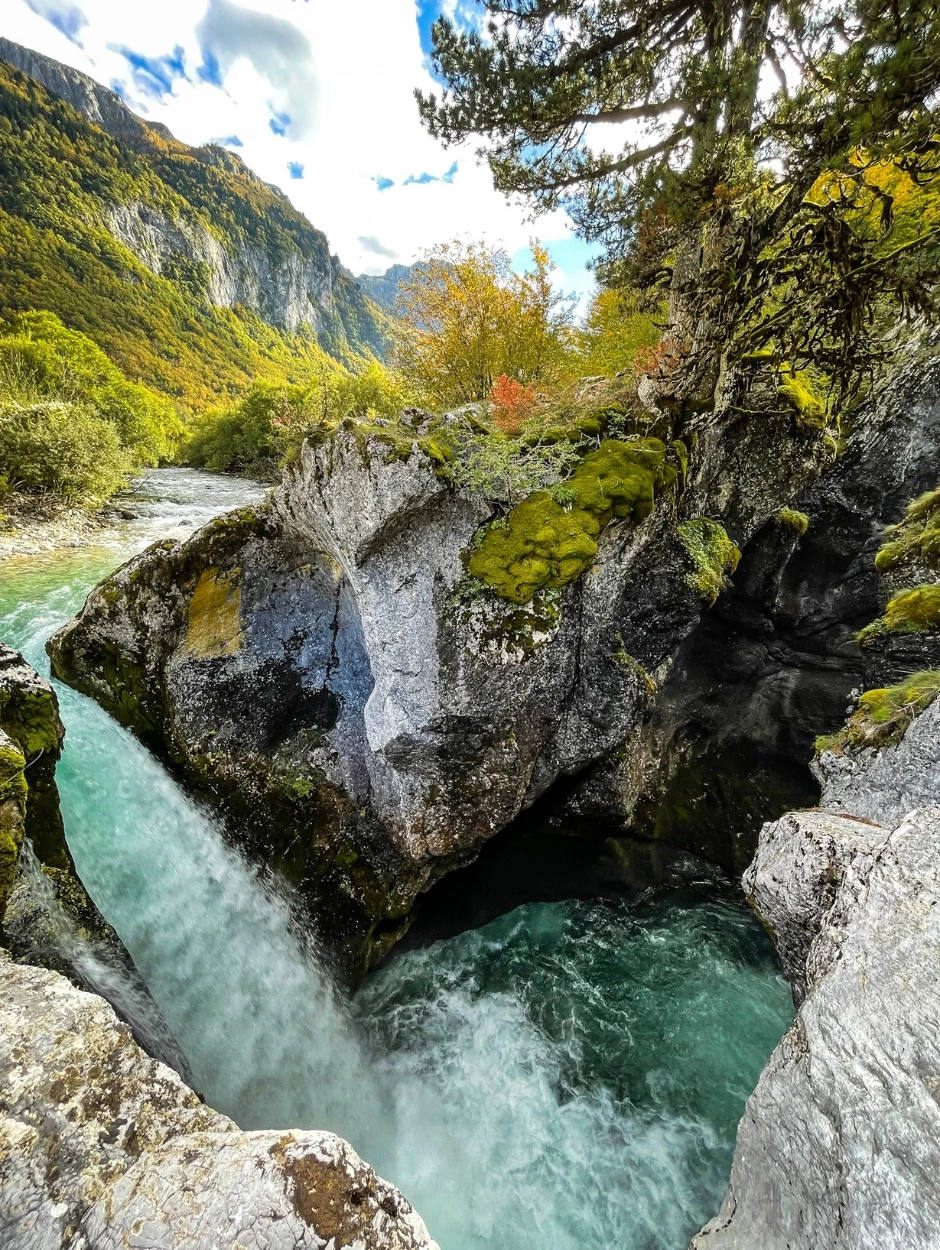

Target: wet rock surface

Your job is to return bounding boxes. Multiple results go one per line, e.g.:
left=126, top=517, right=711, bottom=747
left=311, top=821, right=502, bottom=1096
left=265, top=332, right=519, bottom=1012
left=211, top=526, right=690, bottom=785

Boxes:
left=0, top=953, right=437, bottom=1250
left=694, top=661, right=940, bottom=1249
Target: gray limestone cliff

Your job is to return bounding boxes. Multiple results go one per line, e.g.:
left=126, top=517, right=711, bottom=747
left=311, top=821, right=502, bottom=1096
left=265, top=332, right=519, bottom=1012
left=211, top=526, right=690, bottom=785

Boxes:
left=692, top=669, right=940, bottom=1247
left=0, top=951, right=437, bottom=1250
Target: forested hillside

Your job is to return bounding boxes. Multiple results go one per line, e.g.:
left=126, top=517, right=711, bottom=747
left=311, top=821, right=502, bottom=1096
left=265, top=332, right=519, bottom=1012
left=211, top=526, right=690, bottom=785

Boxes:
left=0, top=41, right=387, bottom=410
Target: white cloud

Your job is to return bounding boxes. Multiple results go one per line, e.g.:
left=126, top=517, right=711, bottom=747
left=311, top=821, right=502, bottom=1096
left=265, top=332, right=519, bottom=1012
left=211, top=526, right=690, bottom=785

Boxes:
left=0, top=0, right=597, bottom=299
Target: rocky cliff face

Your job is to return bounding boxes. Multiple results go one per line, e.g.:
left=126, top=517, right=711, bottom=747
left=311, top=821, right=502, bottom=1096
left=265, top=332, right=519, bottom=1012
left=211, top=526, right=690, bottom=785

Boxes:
left=0, top=951, right=437, bottom=1250
left=693, top=703, right=940, bottom=1248
left=0, top=37, right=386, bottom=356
left=564, top=348, right=940, bottom=868
left=691, top=434, right=940, bottom=1249
left=0, top=644, right=66, bottom=923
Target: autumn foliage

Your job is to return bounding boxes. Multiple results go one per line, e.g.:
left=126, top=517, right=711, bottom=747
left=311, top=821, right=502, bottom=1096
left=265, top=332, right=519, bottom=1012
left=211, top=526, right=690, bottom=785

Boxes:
left=489, top=374, right=538, bottom=434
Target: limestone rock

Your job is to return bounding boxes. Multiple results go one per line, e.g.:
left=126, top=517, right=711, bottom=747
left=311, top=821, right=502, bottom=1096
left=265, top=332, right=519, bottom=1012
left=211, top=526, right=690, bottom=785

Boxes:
left=814, top=695, right=940, bottom=828
left=49, top=427, right=707, bottom=975
left=0, top=953, right=437, bottom=1250
left=741, top=808, right=887, bottom=1002
left=693, top=807, right=940, bottom=1250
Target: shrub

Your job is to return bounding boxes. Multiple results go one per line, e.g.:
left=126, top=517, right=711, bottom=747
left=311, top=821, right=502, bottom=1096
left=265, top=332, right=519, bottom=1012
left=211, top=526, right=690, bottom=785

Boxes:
left=185, top=361, right=419, bottom=477
left=0, top=400, right=131, bottom=504
left=0, top=311, right=185, bottom=465
left=490, top=374, right=538, bottom=434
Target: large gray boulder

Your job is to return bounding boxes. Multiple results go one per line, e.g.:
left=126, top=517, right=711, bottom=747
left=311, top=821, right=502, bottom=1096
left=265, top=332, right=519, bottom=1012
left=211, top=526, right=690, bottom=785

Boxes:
left=0, top=952, right=437, bottom=1250
left=47, top=422, right=720, bottom=975
left=694, top=665, right=940, bottom=1249
left=693, top=805, right=940, bottom=1250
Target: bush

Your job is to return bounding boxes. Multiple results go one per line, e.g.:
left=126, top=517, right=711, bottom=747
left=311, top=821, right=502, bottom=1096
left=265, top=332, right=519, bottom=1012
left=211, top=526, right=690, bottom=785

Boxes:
left=185, top=383, right=314, bottom=477
left=0, top=311, right=185, bottom=465
left=185, top=362, right=418, bottom=477
left=0, top=400, right=131, bottom=504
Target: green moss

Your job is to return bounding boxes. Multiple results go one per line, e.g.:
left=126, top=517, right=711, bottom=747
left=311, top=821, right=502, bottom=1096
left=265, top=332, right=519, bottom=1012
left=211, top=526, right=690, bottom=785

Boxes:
left=678, top=518, right=742, bottom=605
left=0, top=689, right=61, bottom=758
left=467, top=438, right=678, bottom=603
left=0, top=736, right=27, bottom=926
left=856, top=584, right=940, bottom=644
left=874, top=484, right=940, bottom=574
left=775, top=507, right=810, bottom=535
left=776, top=369, right=829, bottom=431
left=816, top=670, right=940, bottom=755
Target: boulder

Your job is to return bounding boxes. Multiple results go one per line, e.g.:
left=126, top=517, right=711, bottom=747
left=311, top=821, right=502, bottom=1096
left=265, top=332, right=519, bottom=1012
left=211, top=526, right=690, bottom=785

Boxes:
left=0, top=952, right=437, bottom=1250
left=48, top=426, right=719, bottom=975
left=693, top=806, right=940, bottom=1250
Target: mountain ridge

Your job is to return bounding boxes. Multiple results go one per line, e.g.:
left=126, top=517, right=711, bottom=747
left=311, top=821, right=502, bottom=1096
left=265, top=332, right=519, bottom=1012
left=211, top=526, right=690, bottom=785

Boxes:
left=0, top=38, right=388, bottom=408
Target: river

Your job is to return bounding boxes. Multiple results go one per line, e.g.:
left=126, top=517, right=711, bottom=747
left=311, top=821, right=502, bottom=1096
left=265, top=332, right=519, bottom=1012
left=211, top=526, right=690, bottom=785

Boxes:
left=0, top=467, right=792, bottom=1250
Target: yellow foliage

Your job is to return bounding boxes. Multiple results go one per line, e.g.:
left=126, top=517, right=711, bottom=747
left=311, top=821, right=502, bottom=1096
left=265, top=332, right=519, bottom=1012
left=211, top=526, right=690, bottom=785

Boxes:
left=390, top=240, right=576, bottom=406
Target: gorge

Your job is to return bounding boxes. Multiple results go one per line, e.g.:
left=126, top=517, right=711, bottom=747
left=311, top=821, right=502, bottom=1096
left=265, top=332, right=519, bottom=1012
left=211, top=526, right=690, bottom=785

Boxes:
left=1, top=469, right=792, bottom=1249
left=3, top=10, right=940, bottom=1249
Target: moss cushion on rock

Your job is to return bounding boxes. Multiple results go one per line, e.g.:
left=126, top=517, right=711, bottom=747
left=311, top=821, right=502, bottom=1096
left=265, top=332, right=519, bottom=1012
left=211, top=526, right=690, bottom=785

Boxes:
left=875, top=485, right=940, bottom=574
left=857, top=584, right=940, bottom=644
left=677, top=518, right=742, bottom=606
left=467, top=438, right=680, bottom=603
left=816, top=670, right=940, bottom=755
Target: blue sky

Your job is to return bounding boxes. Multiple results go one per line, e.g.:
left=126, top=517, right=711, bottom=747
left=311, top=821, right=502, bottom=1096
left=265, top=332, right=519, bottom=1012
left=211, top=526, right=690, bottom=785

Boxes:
left=5, top=0, right=599, bottom=303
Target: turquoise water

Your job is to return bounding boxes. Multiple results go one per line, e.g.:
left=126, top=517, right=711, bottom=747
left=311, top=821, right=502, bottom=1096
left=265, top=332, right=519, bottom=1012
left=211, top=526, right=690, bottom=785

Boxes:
left=0, top=469, right=792, bottom=1250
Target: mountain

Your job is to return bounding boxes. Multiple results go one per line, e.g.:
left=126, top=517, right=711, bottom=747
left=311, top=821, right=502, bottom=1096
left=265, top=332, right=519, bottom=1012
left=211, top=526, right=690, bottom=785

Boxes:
left=0, top=38, right=388, bottom=408
left=356, top=263, right=420, bottom=313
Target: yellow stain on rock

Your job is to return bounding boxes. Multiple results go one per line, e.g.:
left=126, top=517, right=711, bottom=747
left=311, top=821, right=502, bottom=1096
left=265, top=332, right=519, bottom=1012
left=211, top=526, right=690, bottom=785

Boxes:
left=184, top=567, right=244, bottom=659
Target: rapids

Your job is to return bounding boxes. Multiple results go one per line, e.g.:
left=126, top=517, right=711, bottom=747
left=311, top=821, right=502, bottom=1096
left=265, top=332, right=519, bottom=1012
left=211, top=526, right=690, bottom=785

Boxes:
left=0, top=468, right=792, bottom=1250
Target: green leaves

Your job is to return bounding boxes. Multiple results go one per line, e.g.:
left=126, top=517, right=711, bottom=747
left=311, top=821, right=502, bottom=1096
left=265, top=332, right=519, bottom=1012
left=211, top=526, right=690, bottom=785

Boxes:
left=418, top=1, right=940, bottom=404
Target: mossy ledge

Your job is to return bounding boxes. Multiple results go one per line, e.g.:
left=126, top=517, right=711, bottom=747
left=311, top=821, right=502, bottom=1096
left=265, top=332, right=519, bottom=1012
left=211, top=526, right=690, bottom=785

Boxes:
left=856, top=584, right=940, bottom=645
left=815, top=670, right=940, bottom=755
left=467, top=437, right=682, bottom=604
left=875, top=484, right=940, bottom=574
left=677, top=518, right=742, bottom=606
left=774, top=507, right=810, bottom=536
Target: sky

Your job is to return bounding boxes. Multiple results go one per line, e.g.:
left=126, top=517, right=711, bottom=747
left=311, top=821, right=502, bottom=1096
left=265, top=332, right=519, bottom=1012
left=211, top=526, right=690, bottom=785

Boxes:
left=1, top=0, right=601, bottom=301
